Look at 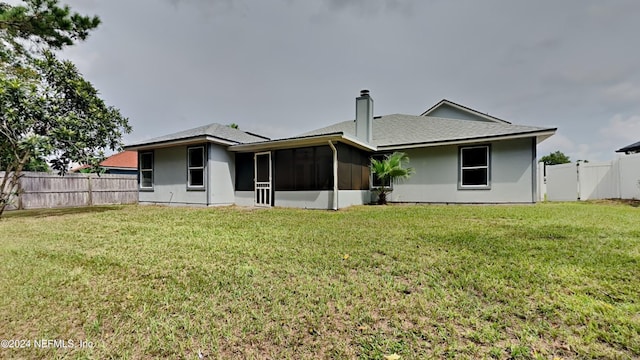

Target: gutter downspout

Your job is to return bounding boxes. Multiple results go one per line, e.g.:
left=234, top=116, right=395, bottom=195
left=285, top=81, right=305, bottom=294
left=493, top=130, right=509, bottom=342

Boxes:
left=328, top=141, right=338, bottom=210
left=206, top=143, right=210, bottom=206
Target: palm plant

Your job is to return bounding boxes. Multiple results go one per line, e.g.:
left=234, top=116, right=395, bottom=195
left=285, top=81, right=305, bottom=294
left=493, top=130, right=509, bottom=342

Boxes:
left=370, top=152, right=414, bottom=205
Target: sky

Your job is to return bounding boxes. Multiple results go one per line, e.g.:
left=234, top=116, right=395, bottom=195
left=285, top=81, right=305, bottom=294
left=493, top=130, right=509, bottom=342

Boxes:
left=19, top=0, right=640, bottom=161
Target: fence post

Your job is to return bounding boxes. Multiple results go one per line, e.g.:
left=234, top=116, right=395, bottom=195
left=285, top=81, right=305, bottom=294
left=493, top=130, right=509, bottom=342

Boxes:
left=87, top=175, right=93, bottom=206
left=615, top=157, right=622, bottom=199
left=17, top=174, right=23, bottom=210
left=537, top=162, right=546, bottom=202
left=576, top=162, right=581, bottom=201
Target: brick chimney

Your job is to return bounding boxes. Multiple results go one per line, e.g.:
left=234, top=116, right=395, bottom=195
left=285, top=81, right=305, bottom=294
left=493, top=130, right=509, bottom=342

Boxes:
left=355, top=89, right=373, bottom=144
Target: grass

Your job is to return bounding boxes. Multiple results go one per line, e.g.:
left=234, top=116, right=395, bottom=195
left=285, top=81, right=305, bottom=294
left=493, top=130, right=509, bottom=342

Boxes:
left=0, top=202, right=638, bottom=359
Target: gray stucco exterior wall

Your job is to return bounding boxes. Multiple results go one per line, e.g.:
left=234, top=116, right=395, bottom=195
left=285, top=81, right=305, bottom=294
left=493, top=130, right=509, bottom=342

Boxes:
left=389, top=138, right=536, bottom=203
left=139, top=144, right=236, bottom=206
left=273, top=190, right=369, bottom=209
left=140, top=137, right=537, bottom=207
left=208, top=144, right=236, bottom=206
left=139, top=145, right=208, bottom=205
left=274, top=191, right=332, bottom=209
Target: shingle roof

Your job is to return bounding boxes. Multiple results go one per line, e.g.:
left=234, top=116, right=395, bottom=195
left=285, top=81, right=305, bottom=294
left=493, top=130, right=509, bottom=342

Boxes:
left=616, top=140, right=640, bottom=153
left=71, top=150, right=138, bottom=172
left=127, top=123, right=269, bottom=148
left=301, top=114, right=554, bottom=148
left=100, top=150, right=137, bottom=169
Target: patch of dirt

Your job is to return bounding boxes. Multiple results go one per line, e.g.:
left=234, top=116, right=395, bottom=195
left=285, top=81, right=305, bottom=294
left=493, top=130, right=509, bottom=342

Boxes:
left=588, top=199, right=640, bottom=207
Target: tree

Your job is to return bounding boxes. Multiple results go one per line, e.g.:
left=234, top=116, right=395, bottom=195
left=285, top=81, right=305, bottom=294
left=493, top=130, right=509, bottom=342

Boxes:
left=0, top=0, right=100, bottom=58
left=228, top=123, right=239, bottom=129
left=370, top=152, right=414, bottom=205
left=0, top=1, right=129, bottom=217
left=540, top=151, right=570, bottom=165
left=23, top=156, right=49, bottom=172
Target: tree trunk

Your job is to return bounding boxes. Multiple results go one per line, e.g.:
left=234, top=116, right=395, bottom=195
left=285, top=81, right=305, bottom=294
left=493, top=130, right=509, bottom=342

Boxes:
left=377, top=190, right=387, bottom=205
left=0, top=152, right=29, bottom=218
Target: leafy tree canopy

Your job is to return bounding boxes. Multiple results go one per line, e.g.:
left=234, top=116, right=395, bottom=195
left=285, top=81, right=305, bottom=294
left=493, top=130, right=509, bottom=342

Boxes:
left=23, top=156, right=49, bottom=172
left=540, top=150, right=571, bottom=165
left=1, top=51, right=131, bottom=174
left=0, top=0, right=100, bottom=58
left=0, top=1, right=129, bottom=217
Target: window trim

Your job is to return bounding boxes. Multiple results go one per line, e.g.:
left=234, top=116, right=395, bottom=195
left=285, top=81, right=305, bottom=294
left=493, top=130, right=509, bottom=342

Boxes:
left=458, top=145, right=491, bottom=190
left=139, top=151, right=154, bottom=191
left=187, top=145, right=206, bottom=190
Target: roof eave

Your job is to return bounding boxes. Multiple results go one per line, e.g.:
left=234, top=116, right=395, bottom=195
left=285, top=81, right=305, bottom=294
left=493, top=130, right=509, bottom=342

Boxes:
left=616, top=148, right=640, bottom=154
left=228, top=133, right=377, bottom=152
left=615, top=141, right=640, bottom=153
left=102, top=166, right=137, bottom=171
left=377, top=129, right=557, bottom=151
left=124, top=135, right=238, bottom=151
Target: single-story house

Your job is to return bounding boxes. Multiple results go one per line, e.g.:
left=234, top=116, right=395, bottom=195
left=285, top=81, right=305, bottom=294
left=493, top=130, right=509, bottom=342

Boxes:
left=71, top=150, right=138, bottom=175
left=616, top=140, right=640, bottom=155
left=125, top=91, right=556, bottom=209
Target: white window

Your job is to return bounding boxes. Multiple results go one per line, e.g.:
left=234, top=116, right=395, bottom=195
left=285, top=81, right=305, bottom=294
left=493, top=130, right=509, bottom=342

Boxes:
left=460, top=145, right=490, bottom=188
left=188, top=146, right=205, bottom=188
left=139, top=152, right=153, bottom=189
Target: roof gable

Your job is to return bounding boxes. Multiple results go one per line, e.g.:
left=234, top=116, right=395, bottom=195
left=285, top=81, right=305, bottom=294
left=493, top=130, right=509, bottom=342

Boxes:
left=421, top=99, right=511, bottom=124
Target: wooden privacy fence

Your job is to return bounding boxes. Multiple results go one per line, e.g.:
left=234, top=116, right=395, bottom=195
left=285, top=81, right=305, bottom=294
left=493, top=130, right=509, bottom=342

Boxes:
left=2, top=171, right=138, bottom=210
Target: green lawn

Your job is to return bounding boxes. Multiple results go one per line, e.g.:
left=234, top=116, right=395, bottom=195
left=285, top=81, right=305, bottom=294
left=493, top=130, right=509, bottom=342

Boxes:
left=0, top=203, right=638, bottom=359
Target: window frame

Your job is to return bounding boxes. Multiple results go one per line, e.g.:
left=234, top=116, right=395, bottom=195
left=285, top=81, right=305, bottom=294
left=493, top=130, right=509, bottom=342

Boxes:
left=370, top=153, right=392, bottom=189
left=459, top=145, right=491, bottom=189
left=139, top=151, right=154, bottom=191
left=187, top=145, right=206, bottom=190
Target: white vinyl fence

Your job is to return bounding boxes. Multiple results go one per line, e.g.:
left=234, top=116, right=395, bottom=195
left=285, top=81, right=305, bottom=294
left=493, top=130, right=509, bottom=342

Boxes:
left=544, top=153, right=640, bottom=201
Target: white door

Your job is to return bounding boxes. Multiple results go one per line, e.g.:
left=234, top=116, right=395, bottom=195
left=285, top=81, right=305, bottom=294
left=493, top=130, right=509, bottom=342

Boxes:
left=254, top=152, right=272, bottom=207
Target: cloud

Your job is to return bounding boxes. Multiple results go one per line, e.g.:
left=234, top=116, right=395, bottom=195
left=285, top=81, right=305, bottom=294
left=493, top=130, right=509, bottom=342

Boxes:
left=321, top=0, right=413, bottom=16
left=538, top=132, right=604, bottom=162
left=586, top=1, right=640, bottom=21
left=603, top=82, right=640, bottom=104
left=542, top=114, right=640, bottom=161
left=600, top=114, right=640, bottom=142
left=539, top=133, right=575, bottom=152
left=164, top=0, right=240, bottom=18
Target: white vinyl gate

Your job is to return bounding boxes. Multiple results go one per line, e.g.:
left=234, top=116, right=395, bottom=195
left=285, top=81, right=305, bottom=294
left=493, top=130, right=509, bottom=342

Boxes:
left=545, top=153, right=640, bottom=201
left=546, top=163, right=578, bottom=201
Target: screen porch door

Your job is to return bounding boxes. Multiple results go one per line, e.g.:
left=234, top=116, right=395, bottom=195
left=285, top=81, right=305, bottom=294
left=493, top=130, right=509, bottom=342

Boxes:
left=254, top=152, right=272, bottom=207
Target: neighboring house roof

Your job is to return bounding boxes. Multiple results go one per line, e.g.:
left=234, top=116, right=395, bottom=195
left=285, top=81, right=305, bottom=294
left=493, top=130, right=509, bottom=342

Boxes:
left=616, top=140, right=640, bottom=154
left=125, top=123, right=270, bottom=150
left=71, top=151, right=138, bottom=172
left=421, top=99, right=511, bottom=124
left=300, top=113, right=555, bottom=150
left=100, top=150, right=138, bottom=169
